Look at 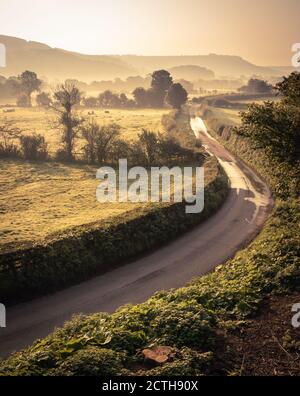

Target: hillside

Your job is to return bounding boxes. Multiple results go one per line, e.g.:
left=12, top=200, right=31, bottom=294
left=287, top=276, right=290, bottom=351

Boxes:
left=121, top=54, right=282, bottom=78
left=0, top=35, right=285, bottom=81
left=0, top=35, right=136, bottom=81
left=167, top=65, right=215, bottom=81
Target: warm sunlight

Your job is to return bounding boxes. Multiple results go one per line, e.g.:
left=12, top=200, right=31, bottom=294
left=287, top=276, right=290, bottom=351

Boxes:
left=0, top=0, right=299, bottom=65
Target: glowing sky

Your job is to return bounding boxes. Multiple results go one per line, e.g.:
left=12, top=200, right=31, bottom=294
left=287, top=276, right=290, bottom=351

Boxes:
left=0, top=0, right=299, bottom=65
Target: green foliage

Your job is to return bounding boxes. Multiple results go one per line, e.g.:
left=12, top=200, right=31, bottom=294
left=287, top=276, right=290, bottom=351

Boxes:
left=140, top=349, right=214, bottom=376
left=237, top=101, right=300, bottom=165
left=1, top=196, right=298, bottom=376
left=276, top=72, right=300, bottom=107
left=151, top=300, right=216, bottom=348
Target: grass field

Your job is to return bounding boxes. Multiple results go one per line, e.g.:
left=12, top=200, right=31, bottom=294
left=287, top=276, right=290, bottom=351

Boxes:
left=0, top=107, right=169, bottom=154
left=0, top=156, right=217, bottom=252
left=0, top=159, right=139, bottom=249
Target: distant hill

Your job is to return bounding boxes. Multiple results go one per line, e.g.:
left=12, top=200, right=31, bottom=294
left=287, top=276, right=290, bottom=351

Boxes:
left=167, top=65, right=215, bottom=81
left=0, top=35, right=288, bottom=81
left=0, top=35, right=137, bottom=81
left=120, top=54, right=282, bottom=78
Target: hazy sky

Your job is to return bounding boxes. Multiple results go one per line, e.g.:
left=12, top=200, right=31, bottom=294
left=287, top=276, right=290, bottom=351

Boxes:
left=0, top=0, right=299, bottom=65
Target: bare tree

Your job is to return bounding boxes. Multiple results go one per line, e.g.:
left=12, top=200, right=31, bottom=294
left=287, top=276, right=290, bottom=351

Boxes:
left=52, top=83, right=82, bottom=161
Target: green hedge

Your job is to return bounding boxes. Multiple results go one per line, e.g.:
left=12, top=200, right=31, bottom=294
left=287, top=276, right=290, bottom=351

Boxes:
left=0, top=161, right=229, bottom=304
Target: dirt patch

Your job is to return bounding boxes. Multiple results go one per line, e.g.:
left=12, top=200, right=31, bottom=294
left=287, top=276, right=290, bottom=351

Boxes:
left=225, top=294, right=300, bottom=376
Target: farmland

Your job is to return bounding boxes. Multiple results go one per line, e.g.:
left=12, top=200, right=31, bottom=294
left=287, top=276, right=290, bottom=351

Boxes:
left=0, top=107, right=169, bottom=154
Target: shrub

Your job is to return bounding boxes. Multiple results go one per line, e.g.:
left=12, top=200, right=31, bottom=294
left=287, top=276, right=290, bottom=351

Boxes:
left=0, top=121, right=21, bottom=158
left=20, top=134, right=48, bottom=161
left=55, top=148, right=72, bottom=162
left=52, top=348, right=124, bottom=376
left=151, top=300, right=217, bottom=348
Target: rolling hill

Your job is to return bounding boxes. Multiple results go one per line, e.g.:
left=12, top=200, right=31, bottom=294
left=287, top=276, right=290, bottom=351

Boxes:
left=0, top=35, right=288, bottom=81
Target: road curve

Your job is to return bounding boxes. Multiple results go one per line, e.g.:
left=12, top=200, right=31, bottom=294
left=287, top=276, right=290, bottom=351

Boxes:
left=0, top=118, right=273, bottom=358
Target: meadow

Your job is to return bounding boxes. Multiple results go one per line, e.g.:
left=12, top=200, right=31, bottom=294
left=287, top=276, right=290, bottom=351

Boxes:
left=0, top=107, right=169, bottom=154
left=0, top=107, right=210, bottom=253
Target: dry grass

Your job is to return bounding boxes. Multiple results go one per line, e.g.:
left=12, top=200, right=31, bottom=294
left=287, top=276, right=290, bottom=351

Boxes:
left=0, top=107, right=169, bottom=154
left=0, top=158, right=217, bottom=251
left=0, top=159, right=143, bottom=249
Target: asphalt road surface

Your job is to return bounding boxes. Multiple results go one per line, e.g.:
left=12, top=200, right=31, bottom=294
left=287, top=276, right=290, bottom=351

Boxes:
left=0, top=118, right=273, bottom=358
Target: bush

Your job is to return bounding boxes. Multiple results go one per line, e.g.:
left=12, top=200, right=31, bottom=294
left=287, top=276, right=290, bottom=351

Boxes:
left=52, top=348, right=124, bottom=376
left=151, top=300, right=217, bottom=348
left=54, top=148, right=72, bottom=163
left=0, top=142, right=19, bottom=158
left=0, top=121, right=21, bottom=158
left=20, top=134, right=48, bottom=161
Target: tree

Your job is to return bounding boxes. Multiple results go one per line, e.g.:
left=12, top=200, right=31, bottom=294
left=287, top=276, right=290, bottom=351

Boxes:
left=81, top=120, right=121, bottom=164
left=133, top=87, right=149, bottom=108
left=275, top=72, right=300, bottom=107
left=17, top=94, right=31, bottom=107
left=83, top=96, right=98, bottom=107
left=238, top=78, right=273, bottom=94
left=52, top=82, right=82, bottom=161
left=150, top=70, right=173, bottom=107
left=139, top=129, right=159, bottom=164
left=237, top=101, right=300, bottom=164
left=36, top=92, right=51, bottom=107
left=80, top=119, right=101, bottom=163
left=94, top=123, right=121, bottom=164
left=166, top=83, right=188, bottom=109
left=98, top=90, right=116, bottom=108
left=18, top=71, right=42, bottom=107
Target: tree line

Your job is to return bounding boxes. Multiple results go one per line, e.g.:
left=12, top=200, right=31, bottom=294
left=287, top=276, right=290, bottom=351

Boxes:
left=0, top=80, right=197, bottom=165
left=0, top=70, right=188, bottom=110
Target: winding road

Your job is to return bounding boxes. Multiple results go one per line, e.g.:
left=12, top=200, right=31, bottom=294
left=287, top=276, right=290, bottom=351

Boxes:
left=0, top=118, right=273, bottom=358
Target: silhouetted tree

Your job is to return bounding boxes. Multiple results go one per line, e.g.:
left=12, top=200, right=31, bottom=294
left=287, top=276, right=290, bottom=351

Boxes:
left=83, top=96, right=98, bottom=107
left=52, top=83, right=82, bottom=161
left=150, top=70, right=173, bottom=107
left=36, top=92, right=51, bottom=107
left=18, top=71, right=41, bottom=107
left=133, top=87, right=149, bottom=107
left=98, top=90, right=117, bottom=108
left=166, top=83, right=188, bottom=109
left=17, top=94, right=31, bottom=107
left=238, top=78, right=272, bottom=94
